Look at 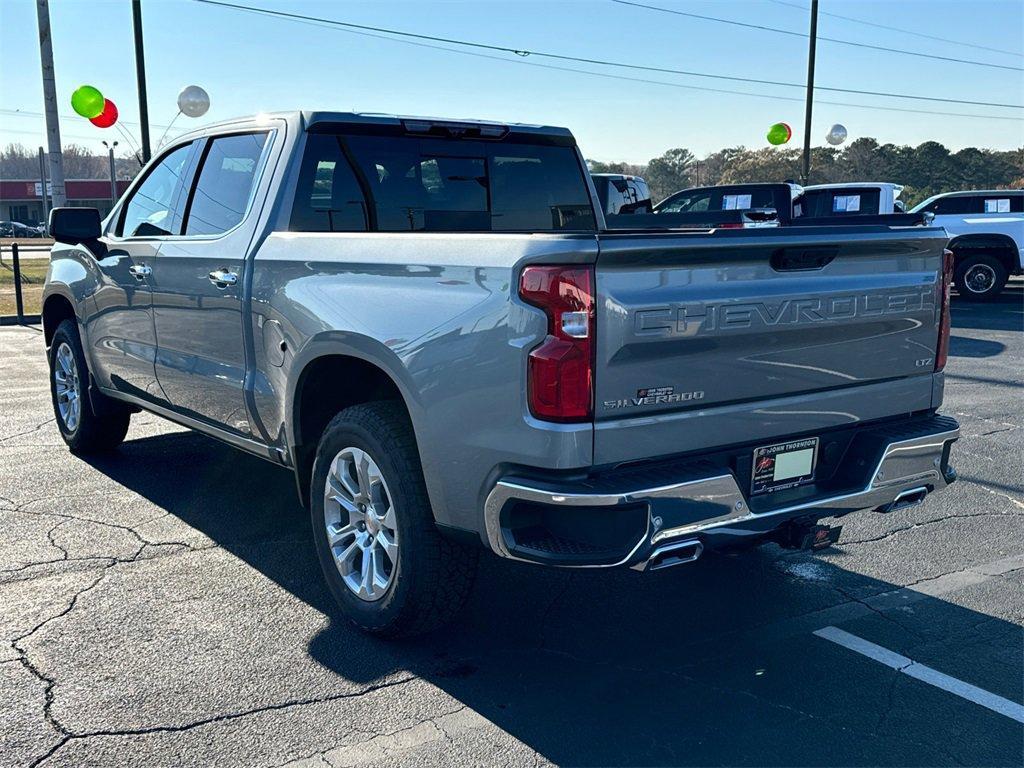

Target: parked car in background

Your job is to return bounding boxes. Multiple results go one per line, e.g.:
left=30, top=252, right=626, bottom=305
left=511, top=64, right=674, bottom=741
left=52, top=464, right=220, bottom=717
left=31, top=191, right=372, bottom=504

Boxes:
left=800, top=183, right=906, bottom=217
left=42, top=111, right=960, bottom=636
left=0, top=220, right=45, bottom=238
left=911, top=189, right=1023, bottom=301
left=655, top=183, right=802, bottom=224
left=650, top=182, right=929, bottom=229
left=591, top=173, right=652, bottom=215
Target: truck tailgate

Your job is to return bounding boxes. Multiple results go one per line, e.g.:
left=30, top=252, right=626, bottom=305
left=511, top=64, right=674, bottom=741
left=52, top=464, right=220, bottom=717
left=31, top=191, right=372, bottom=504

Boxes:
left=593, top=227, right=948, bottom=465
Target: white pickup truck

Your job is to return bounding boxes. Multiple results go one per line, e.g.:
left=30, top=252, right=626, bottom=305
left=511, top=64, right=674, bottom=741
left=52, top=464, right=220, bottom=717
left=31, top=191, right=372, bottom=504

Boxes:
left=800, top=183, right=906, bottom=217
left=804, top=185, right=1022, bottom=300
left=912, top=190, right=1024, bottom=300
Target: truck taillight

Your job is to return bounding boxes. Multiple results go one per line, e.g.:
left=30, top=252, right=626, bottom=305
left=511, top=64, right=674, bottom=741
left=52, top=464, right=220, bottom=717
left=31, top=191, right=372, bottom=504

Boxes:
left=519, top=266, right=595, bottom=422
left=935, top=248, right=954, bottom=372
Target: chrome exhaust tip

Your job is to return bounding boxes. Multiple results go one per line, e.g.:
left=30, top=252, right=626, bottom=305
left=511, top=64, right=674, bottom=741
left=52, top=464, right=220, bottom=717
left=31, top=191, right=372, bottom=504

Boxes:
left=639, top=539, right=703, bottom=571
left=877, top=486, right=929, bottom=514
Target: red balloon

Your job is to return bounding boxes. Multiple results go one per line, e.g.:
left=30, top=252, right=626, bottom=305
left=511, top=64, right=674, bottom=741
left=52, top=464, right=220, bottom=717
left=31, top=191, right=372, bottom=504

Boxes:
left=89, top=99, right=118, bottom=128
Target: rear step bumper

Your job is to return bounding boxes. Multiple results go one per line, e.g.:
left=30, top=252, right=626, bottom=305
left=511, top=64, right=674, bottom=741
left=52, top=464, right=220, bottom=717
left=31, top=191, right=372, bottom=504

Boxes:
left=483, top=415, right=959, bottom=570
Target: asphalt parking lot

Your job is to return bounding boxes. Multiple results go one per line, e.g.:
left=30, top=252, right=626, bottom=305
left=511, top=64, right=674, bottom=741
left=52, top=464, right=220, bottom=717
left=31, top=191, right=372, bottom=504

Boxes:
left=1, top=281, right=1022, bottom=768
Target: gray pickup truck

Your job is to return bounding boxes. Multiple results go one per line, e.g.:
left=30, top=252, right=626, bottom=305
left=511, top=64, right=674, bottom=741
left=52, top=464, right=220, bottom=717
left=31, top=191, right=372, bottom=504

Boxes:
left=42, top=111, right=960, bottom=636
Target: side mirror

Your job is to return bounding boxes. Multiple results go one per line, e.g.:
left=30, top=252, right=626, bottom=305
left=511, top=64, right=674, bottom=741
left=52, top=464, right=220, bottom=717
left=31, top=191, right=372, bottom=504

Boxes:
left=50, top=207, right=102, bottom=245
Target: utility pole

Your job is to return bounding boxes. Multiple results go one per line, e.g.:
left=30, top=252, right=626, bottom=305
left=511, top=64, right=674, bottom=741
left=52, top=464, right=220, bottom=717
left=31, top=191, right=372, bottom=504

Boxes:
left=37, top=147, right=50, bottom=230
left=132, top=0, right=152, bottom=163
left=801, top=0, right=819, bottom=185
left=35, top=0, right=67, bottom=208
left=102, top=140, right=119, bottom=205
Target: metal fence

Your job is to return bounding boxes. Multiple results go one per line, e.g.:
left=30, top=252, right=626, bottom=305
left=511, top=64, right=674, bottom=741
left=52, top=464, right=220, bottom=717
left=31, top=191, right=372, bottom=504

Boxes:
left=0, top=242, right=45, bottom=325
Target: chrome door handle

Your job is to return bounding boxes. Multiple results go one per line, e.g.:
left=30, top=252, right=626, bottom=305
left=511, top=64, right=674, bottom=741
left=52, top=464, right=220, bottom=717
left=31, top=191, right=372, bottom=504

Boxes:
left=208, top=269, right=238, bottom=287
left=128, top=264, right=152, bottom=280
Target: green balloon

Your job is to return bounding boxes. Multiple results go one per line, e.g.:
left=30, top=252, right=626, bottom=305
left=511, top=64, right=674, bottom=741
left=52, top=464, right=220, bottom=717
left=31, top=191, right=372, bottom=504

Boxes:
left=71, top=85, right=105, bottom=119
left=767, top=122, right=792, bottom=146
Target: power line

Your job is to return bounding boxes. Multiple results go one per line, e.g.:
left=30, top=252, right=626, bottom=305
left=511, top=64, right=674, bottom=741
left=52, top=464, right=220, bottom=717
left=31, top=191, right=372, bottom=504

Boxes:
left=0, top=108, right=174, bottom=131
left=192, top=0, right=1024, bottom=110
left=239, top=7, right=1022, bottom=123
left=612, top=0, right=1023, bottom=72
left=765, top=0, right=1023, bottom=59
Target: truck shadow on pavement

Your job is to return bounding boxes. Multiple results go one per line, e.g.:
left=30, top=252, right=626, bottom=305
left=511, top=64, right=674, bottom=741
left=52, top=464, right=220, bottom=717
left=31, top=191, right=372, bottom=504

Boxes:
left=949, top=279, right=1023, bottom=333
left=80, top=431, right=1024, bottom=766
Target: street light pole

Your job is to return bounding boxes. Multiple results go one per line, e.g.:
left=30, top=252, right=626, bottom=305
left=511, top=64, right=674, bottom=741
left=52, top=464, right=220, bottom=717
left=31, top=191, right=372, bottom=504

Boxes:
left=37, top=147, right=50, bottom=231
left=801, top=0, right=819, bottom=185
left=131, top=0, right=152, bottom=163
left=102, top=140, right=119, bottom=205
left=34, top=0, right=67, bottom=208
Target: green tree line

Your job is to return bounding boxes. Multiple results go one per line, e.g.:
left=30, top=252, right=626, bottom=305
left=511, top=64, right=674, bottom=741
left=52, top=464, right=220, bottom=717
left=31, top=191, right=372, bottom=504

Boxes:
left=589, top=139, right=1024, bottom=207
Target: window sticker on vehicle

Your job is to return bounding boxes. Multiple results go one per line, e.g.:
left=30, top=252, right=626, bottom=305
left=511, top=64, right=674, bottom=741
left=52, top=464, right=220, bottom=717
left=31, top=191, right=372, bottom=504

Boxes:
left=984, top=198, right=1010, bottom=213
left=722, top=194, right=752, bottom=210
left=833, top=195, right=861, bottom=213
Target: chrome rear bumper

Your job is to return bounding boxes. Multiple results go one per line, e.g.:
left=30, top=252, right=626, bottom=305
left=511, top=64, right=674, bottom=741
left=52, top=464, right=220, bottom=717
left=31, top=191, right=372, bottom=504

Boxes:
left=483, top=415, right=959, bottom=569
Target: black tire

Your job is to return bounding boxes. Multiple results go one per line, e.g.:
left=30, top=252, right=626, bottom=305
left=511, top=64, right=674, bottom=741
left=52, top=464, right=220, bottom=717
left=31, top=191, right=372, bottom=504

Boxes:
left=310, top=402, right=479, bottom=637
left=953, top=253, right=1008, bottom=302
left=48, top=318, right=131, bottom=452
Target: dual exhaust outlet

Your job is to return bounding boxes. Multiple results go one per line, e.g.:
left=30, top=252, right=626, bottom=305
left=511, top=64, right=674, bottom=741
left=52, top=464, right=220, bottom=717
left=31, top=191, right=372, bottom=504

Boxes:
left=622, top=486, right=930, bottom=572
left=634, top=539, right=704, bottom=572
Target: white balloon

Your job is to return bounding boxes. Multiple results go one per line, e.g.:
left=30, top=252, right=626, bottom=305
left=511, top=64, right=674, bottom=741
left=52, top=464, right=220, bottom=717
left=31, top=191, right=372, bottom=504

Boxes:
left=177, top=85, right=210, bottom=118
left=826, top=123, right=848, bottom=146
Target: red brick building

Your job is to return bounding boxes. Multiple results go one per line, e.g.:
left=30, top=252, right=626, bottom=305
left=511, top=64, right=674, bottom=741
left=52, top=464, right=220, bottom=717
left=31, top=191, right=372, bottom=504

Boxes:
left=1, top=179, right=131, bottom=225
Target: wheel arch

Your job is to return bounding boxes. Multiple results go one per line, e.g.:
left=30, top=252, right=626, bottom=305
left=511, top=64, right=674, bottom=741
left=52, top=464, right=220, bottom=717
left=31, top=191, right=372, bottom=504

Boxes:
left=947, top=233, right=1019, bottom=274
left=41, top=290, right=77, bottom=347
left=286, top=335, right=425, bottom=509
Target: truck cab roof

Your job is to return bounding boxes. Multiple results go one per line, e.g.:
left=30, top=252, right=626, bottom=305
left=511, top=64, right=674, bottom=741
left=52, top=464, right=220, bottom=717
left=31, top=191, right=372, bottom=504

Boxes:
left=804, top=182, right=905, bottom=198
left=169, top=110, right=576, bottom=145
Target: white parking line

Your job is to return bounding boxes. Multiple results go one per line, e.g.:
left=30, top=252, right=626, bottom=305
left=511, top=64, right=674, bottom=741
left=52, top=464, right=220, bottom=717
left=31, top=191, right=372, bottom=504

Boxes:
left=814, top=626, right=1024, bottom=724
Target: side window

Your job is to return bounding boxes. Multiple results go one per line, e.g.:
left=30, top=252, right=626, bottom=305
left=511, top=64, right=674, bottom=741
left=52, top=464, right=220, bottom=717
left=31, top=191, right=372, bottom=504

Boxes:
left=289, top=134, right=367, bottom=231
left=660, top=192, right=710, bottom=213
left=184, top=132, right=269, bottom=236
left=343, top=135, right=594, bottom=232
left=935, top=196, right=980, bottom=215
left=685, top=194, right=711, bottom=212
left=118, top=143, right=192, bottom=237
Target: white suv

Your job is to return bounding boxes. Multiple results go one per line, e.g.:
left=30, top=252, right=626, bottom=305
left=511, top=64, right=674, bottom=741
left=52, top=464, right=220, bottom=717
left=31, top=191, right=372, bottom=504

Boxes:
left=912, top=190, right=1023, bottom=301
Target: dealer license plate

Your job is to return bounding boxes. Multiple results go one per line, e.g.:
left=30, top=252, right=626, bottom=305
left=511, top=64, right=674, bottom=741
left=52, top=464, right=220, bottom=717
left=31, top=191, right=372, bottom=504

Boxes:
left=751, top=437, right=819, bottom=495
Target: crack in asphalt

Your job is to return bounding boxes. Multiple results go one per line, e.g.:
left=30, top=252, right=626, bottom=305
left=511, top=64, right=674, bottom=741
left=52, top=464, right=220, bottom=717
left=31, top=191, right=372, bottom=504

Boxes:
left=838, top=509, right=1023, bottom=547
left=0, top=500, right=219, bottom=579
left=12, top=569, right=111, bottom=744
left=29, top=675, right=420, bottom=768
left=830, top=582, right=925, bottom=641
left=0, top=417, right=56, bottom=443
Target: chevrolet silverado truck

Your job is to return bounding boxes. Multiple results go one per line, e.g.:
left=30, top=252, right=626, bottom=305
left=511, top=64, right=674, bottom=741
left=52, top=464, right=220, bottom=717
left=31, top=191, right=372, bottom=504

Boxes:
left=911, top=189, right=1024, bottom=300
left=42, top=112, right=960, bottom=636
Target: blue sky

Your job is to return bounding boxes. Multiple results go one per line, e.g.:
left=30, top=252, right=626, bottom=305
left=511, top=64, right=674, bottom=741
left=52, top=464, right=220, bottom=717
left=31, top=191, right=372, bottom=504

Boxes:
left=1, top=0, right=1022, bottom=163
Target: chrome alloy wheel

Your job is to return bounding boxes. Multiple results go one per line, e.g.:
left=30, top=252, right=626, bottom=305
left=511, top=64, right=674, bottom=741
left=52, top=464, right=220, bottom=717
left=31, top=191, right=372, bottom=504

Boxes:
left=54, top=342, right=81, bottom=432
left=964, top=263, right=996, bottom=294
left=323, top=447, right=399, bottom=601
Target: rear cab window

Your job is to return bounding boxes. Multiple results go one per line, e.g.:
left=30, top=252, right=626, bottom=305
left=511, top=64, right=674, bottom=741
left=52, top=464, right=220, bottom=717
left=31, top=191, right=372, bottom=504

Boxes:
left=289, top=131, right=595, bottom=233
left=800, top=188, right=881, bottom=217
